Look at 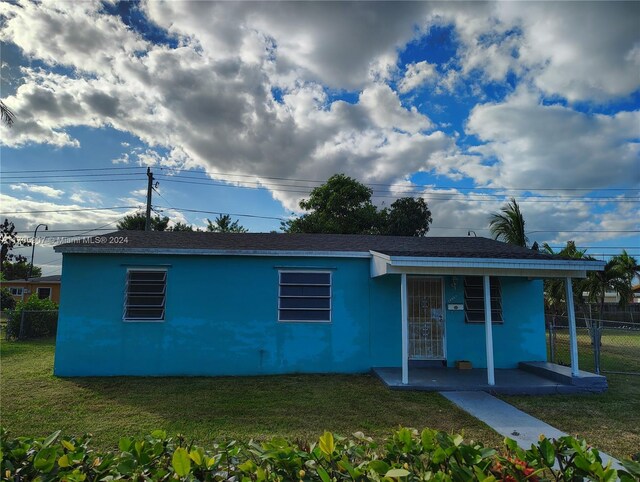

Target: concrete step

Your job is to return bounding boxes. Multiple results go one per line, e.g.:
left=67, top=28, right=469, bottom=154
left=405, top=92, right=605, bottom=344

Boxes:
left=519, top=361, right=607, bottom=391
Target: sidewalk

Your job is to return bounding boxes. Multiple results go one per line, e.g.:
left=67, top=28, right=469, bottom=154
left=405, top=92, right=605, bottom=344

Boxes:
left=440, top=391, right=623, bottom=472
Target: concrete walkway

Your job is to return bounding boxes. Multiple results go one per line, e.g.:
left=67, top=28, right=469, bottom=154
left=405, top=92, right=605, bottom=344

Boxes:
left=441, top=391, right=623, bottom=472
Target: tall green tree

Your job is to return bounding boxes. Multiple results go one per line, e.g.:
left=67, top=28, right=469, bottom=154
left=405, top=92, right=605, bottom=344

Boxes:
left=0, top=219, right=30, bottom=271
left=283, top=174, right=379, bottom=234
left=168, top=222, right=195, bottom=232
left=542, top=241, right=589, bottom=318
left=2, top=261, right=42, bottom=280
left=489, top=198, right=528, bottom=247
left=206, top=214, right=248, bottom=233
left=117, top=213, right=169, bottom=231
left=282, top=173, right=432, bottom=236
left=583, top=250, right=639, bottom=317
left=381, top=198, right=432, bottom=237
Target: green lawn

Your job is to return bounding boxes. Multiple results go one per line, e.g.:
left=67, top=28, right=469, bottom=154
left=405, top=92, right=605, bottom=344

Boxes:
left=503, top=373, right=640, bottom=461
left=0, top=338, right=500, bottom=451
left=505, top=328, right=640, bottom=460
left=1, top=338, right=638, bottom=460
left=549, top=328, right=640, bottom=374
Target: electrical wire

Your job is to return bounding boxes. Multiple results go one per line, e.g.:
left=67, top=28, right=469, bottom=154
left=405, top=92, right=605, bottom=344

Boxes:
left=0, top=206, right=140, bottom=215
left=155, top=177, right=640, bottom=203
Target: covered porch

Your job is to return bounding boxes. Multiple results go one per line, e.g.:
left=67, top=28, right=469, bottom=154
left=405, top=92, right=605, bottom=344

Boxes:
left=373, top=362, right=608, bottom=395
left=369, top=249, right=606, bottom=391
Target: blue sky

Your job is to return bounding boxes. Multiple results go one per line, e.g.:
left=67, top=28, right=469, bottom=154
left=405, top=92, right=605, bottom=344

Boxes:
left=0, top=1, right=638, bottom=277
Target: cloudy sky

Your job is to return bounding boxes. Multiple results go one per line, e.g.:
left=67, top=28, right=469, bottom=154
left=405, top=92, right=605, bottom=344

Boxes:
left=1, top=0, right=639, bottom=277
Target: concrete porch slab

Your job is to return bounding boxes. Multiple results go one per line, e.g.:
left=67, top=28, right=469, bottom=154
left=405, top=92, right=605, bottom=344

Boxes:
left=372, top=367, right=599, bottom=395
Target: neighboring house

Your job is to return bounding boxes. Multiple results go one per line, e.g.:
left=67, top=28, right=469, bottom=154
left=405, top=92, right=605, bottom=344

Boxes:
left=2, top=275, right=61, bottom=304
left=632, top=284, right=640, bottom=304
left=581, top=290, right=624, bottom=304
left=53, top=231, right=603, bottom=384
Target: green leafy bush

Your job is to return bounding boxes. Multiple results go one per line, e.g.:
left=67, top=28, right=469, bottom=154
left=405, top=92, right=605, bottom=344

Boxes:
left=1, top=427, right=638, bottom=481
left=0, top=287, right=16, bottom=311
left=5, top=295, right=58, bottom=339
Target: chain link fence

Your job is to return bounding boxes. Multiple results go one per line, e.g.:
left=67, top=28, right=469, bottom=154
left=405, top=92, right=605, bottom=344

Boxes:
left=2, top=309, right=59, bottom=340
left=547, top=312, right=640, bottom=375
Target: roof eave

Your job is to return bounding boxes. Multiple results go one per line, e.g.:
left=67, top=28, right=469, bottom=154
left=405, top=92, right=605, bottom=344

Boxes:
left=54, top=246, right=372, bottom=258
left=369, top=250, right=605, bottom=279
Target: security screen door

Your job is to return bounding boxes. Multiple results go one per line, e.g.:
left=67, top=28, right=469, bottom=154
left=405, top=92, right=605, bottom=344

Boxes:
left=408, top=276, right=445, bottom=360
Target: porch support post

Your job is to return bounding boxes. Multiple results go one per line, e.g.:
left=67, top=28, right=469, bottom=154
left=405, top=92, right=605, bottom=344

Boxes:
left=565, top=277, right=580, bottom=377
left=401, top=273, right=409, bottom=385
left=483, top=275, right=495, bottom=386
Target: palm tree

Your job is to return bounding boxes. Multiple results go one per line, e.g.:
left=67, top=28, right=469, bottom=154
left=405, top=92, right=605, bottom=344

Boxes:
left=0, top=101, right=16, bottom=127
left=206, top=214, right=248, bottom=233
left=581, top=250, right=638, bottom=372
left=488, top=198, right=528, bottom=247
left=585, top=250, right=639, bottom=315
left=542, top=241, right=589, bottom=318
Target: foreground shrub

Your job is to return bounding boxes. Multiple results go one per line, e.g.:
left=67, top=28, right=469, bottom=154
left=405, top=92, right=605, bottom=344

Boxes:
left=5, top=296, right=58, bottom=339
left=1, top=427, right=638, bottom=481
left=1, top=287, right=16, bottom=311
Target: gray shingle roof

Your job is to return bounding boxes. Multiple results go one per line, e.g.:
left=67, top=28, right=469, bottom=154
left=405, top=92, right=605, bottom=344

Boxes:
left=28, top=275, right=61, bottom=283
left=55, top=230, right=568, bottom=261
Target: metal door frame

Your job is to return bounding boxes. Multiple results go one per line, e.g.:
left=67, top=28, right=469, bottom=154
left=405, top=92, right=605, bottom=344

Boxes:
left=407, top=275, right=447, bottom=361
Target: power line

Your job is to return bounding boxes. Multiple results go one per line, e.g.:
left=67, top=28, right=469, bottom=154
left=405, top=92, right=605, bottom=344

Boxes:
left=157, top=173, right=638, bottom=200
left=527, top=229, right=640, bottom=234
left=2, top=166, right=144, bottom=174
left=156, top=168, right=640, bottom=192
left=156, top=177, right=639, bottom=203
left=11, top=228, right=116, bottom=233
left=155, top=205, right=285, bottom=221
left=2, top=172, right=148, bottom=179
left=0, top=206, right=139, bottom=215
left=2, top=164, right=637, bottom=192
left=0, top=178, right=146, bottom=185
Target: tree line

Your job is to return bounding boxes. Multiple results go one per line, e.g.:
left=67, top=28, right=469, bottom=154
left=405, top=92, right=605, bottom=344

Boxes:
left=488, top=198, right=639, bottom=323
left=118, top=174, right=433, bottom=236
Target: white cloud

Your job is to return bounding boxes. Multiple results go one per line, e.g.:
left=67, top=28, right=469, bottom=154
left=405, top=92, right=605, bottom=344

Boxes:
left=0, top=0, right=637, bottom=243
left=466, top=88, right=640, bottom=191
left=359, top=83, right=433, bottom=133
left=144, top=1, right=430, bottom=90
left=112, top=153, right=130, bottom=164
left=497, top=2, right=640, bottom=103
left=434, top=1, right=640, bottom=102
left=0, top=193, right=131, bottom=232
left=398, top=61, right=437, bottom=93
left=10, top=183, right=64, bottom=198
left=69, top=190, right=103, bottom=206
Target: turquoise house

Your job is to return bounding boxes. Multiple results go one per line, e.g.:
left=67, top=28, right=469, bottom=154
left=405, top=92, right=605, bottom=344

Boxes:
left=53, top=231, right=603, bottom=387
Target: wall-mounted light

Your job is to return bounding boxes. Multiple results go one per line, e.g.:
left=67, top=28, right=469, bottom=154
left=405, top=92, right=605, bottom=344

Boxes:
left=450, top=276, right=458, bottom=290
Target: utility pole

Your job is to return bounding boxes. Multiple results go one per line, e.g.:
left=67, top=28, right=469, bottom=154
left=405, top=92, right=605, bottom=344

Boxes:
left=145, top=167, right=153, bottom=231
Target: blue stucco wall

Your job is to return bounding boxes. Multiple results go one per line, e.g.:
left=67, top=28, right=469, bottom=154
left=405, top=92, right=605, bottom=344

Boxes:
left=443, top=276, right=547, bottom=369
left=55, top=254, right=376, bottom=376
left=55, top=255, right=547, bottom=376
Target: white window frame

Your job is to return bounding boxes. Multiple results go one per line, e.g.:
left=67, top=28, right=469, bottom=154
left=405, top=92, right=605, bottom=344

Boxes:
left=123, top=268, right=167, bottom=322
left=463, top=276, right=503, bottom=324
left=9, top=287, right=23, bottom=296
left=36, top=287, right=52, bottom=300
left=278, top=270, right=332, bottom=323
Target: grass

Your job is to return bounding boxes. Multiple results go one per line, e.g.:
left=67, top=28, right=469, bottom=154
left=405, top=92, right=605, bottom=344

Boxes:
left=549, top=328, right=640, bottom=374
left=504, top=328, right=640, bottom=460
left=2, top=338, right=638, bottom=460
left=0, top=338, right=501, bottom=451
left=503, top=373, right=640, bottom=460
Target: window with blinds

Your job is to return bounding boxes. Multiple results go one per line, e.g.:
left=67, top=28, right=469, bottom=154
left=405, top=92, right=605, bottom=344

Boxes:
left=124, top=270, right=167, bottom=321
left=464, top=276, right=503, bottom=323
left=278, top=271, right=331, bottom=322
